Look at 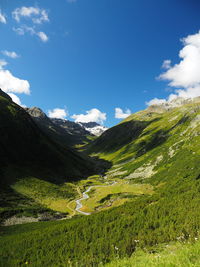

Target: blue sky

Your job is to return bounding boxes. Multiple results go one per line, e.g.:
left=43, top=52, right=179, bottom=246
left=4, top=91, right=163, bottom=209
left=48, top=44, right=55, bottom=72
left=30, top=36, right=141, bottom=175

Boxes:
left=1, top=0, right=200, bottom=126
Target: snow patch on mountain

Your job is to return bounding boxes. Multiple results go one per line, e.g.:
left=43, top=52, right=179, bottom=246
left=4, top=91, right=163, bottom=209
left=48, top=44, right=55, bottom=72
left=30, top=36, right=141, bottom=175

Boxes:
left=78, top=122, right=108, bottom=136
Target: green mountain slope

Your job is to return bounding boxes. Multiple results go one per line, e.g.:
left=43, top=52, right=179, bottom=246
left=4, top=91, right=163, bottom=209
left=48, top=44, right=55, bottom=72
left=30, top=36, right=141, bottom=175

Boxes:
left=2, top=98, right=200, bottom=266
left=0, top=89, right=100, bottom=185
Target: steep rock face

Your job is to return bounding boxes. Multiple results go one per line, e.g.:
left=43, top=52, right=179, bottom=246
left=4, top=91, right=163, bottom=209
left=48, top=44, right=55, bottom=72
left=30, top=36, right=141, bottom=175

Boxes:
left=26, top=107, right=47, bottom=119
left=0, top=93, right=99, bottom=185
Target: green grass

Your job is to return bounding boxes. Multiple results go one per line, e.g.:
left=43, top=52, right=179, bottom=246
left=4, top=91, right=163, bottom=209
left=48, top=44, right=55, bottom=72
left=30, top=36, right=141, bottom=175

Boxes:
left=106, top=240, right=200, bottom=267
left=81, top=181, right=153, bottom=213
left=12, top=177, right=78, bottom=214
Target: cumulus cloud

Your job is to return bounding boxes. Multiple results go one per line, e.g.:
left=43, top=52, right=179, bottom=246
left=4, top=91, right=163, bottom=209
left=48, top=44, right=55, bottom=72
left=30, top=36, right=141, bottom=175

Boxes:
left=71, top=108, right=106, bottom=124
left=115, top=108, right=131, bottom=119
left=0, top=69, right=30, bottom=94
left=13, top=25, right=48, bottom=42
left=159, top=31, right=200, bottom=89
left=48, top=108, right=68, bottom=119
left=2, top=50, right=20, bottom=59
left=12, top=6, right=49, bottom=24
left=0, top=61, right=30, bottom=94
left=0, top=9, right=6, bottom=24
left=0, top=61, right=30, bottom=107
left=147, top=30, right=200, bottom=106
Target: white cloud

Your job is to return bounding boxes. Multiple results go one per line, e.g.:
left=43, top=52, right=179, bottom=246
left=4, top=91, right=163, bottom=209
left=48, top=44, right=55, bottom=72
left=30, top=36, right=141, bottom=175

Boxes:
left=148, top=30, right=200, bottom=105
left=0, top=59, right=30, bottom=108
left=48, top=108, right=68, bottom=119
left=0, top=9, right=6, bottom=24
left=12, top=7, right=49, bottom=42
left=71, top=108, right=106, bottom=124
left=159, top=32, right=200, bottom=89
left=2, top=50, right=20, bottom=59
left=37, top=31, right=48, bottom=42
left=0, top=69, right=30, bottom=95
left=115, top=108, right=131, bottom=119
left=13, top=25, right=48, bottom=42
left=12, top=6, right=49, bottom=24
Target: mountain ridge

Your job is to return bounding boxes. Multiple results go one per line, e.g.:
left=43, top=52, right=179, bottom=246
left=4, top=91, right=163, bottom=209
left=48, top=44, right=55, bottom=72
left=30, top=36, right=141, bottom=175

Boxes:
left=0, top=90, right=104, bottom=185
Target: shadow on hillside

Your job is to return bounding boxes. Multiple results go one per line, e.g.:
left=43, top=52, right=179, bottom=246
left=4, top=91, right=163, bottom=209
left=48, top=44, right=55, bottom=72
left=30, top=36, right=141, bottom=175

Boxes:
left=86, top=118, right=161, bottom=154
left=0, top=152, right=112, bottom=188
left=136, top=129, right=169, bottom=158
left=135, top=115, right=190, bottom=158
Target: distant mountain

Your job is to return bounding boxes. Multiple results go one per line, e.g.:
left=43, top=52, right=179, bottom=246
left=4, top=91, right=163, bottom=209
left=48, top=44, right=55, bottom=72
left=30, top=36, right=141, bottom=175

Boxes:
left=26, top=107, right=108, bottom=147
left=51, top=119, right=107, bottom=137
left=26, top=107, right=91, bottom=147
left=79, top=122, right=108, bottom=136
left=0, top=90, right=99, bottom=185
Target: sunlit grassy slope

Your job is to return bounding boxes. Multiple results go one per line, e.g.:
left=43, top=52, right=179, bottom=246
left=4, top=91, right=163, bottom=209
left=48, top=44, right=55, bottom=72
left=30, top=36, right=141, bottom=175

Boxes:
left=87, top=101, right=200, bottom=180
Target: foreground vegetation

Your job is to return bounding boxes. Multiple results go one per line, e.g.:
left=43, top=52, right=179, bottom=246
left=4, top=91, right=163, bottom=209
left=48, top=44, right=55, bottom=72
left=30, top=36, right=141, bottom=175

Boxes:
left=106, top=240, right=200, bottom=267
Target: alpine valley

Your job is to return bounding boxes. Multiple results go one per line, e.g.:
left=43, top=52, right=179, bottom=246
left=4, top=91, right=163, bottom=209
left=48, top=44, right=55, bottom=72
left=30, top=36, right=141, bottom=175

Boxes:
left=2, top=89, right=200, bottom=266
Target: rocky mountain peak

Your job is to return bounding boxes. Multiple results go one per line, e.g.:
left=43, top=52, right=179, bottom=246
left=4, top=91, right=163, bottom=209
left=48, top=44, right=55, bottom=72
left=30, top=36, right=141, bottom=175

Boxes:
left=147, top=96, right=200, bottom=113
left=26, top=107, right=47, bottom=119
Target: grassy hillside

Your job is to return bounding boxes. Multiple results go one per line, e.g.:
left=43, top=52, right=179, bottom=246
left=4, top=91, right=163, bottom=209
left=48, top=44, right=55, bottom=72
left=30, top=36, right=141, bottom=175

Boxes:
left=2, top=99, right=200, bottom=266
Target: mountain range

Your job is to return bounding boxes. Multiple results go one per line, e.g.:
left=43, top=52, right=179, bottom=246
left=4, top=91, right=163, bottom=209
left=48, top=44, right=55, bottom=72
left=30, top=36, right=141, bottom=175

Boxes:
left=26, top=107, right=107, bottom=148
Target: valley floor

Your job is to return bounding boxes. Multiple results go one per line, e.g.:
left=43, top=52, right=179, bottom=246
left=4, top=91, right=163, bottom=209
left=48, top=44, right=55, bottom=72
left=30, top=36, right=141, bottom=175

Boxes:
left=1, top=163, right=154, bottom=226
